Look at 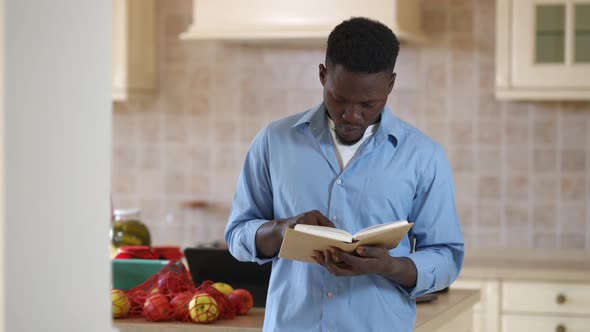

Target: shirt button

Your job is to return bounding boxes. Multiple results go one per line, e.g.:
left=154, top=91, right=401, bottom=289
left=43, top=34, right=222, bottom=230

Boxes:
left=336, top=179, right=342, bottom=185
left=332, top=216, right=338, bottom=221
left=327, top=292, right=334, bottom=298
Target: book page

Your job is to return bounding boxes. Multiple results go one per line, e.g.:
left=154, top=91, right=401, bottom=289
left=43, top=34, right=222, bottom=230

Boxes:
left=353, top=220, right=409, bottom=241
left=294, top=224, right=353, bottom=243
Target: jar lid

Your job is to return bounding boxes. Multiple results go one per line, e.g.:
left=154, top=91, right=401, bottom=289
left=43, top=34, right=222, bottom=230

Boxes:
left=113, top=208, right=141, bottom=218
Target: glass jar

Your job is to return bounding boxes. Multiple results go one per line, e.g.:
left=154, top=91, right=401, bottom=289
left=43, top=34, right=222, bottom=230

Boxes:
left=110, top=208, right=152, bottom=253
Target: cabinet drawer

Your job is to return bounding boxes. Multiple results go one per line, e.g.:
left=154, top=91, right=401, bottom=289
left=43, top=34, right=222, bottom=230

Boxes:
left=502, top=314, right=590, bottom=332
left=502, top=281, right=590, bottom=315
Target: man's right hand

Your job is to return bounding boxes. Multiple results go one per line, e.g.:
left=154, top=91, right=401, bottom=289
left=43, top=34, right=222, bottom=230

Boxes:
left=255, top=210, right=335, bottom=258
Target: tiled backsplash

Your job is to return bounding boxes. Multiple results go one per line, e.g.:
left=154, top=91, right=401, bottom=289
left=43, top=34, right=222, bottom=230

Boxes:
left=112, top=0, right=590, bottom=251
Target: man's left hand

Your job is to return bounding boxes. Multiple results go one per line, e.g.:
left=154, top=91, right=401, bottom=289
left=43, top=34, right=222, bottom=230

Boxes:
left=312, top=246, right=392, bottom=277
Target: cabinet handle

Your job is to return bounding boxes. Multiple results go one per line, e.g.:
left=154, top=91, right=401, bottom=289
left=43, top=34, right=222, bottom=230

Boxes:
left=556, top=293, right=567, bottom=305
left=555, top=324, right=566, bottom=332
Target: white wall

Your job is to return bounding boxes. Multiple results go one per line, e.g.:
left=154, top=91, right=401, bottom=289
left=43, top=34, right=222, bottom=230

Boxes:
left=0, top=0, right=5, bottom=329
left=4, top=1, right=114, bottom=331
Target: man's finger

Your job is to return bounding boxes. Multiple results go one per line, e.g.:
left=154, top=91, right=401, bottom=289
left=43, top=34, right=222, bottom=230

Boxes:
left=355, top=245, right=387, bottom=258
left=309, top=210, right=336, bottom=228
left=325, top=250, right=354, bottom=276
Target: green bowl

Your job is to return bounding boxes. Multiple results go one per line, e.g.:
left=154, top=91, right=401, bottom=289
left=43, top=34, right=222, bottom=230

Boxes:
left=111, top=259, right=169, bottom=290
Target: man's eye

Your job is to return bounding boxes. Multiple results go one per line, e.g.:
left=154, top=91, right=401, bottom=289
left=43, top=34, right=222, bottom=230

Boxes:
left=362, top=103, right=376, bottom=108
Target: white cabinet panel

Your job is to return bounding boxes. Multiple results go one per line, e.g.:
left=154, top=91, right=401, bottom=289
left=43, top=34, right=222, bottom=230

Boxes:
left=496, top=0, right=590, bottom=100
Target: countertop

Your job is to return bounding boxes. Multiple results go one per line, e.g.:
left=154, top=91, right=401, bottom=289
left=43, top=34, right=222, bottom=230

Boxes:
left=113, top=289, right=480, bottom=332
left=460, top=249, right=590, bottom=282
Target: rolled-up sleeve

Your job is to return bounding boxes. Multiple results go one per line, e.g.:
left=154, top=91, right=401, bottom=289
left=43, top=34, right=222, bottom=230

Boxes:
left=224, top=127, right=275, bottom=265
left=399, top=146, right=464, bottom=298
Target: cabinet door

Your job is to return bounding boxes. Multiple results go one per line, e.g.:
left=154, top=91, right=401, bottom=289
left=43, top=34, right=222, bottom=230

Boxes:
left=112, top=0, right=157, bottom=101
left=502, top=314, right=590, bottom=332
left=511, top=0, right=590, bottom=88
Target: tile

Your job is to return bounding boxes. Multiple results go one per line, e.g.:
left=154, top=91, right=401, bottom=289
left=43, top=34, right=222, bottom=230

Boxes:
left=505, top=120, right=530, bottom=145
left=478, top=202, right=502, bottom=228
left=505, top=146, right=530, bottom=173
left=560, top=114, right=587, bottom=148
left=533, top=117, right=558, bottom=146
left=422, top=120, right=449, bottom=146
left=473, top=229, right=504, bottom=249
left=504, top=227, right=532, bottom=249
left=162, top=145, right=190, bottom=172
left=532, top=176, right=559, bottom=202
left=137, top=113, right=162, bottom=143
left=449, top=120, right=474, bottom=146
left=533, top=148, right=557, bottom=173
left=164, top=172, right=186, bottom=195
left=449, top=1, right=474, bottom=34
left=113, top=108, right=137, bottom=140
left=422, top=7, right=447, bottom=37
left=457, top=204, right=475, bottom=228
left=163, top=113, right=188, bottom=143
left=505, top=102, right=532, bottom=120
left=561, top=175, right=586, bottom=201
left=188, top=114, right=211, bottom=144
left=532, top=204, right=556, bottom=231
left=478, top=175, right=501, bottom=200
left=136, top=172, right=164, bottom=196
left=111, top=170, right=137, bottom=194
left=420, top=89, right=448, bottom=120
left=188, top=173, right=211, bottom=196
left=478, top=120, right=502, bottom=145
left=450, top=148, right=475, bottom=172
left=138, top=145, right=160, bottom=170
left=478, top=92, right=502, bottom=119
left=477, top=148, right=501, bottom=174
left=561, top=149, right=586, bottom=173
left=559, top=203, right=586, bottom=234
left=505, top=175, right=529, bottom=200
left=504, top=203, right=530, bottom=228
left=212, top=145, right=240, bottom=173
left=560, top=233, right=586, bottom=249
left=112, top=146, right=137, bottom=169
left=189, top=145, right=213, bottom=172
left=454, top=174, right=477, bottom=203
left=532, top=232, right=558, bottom=249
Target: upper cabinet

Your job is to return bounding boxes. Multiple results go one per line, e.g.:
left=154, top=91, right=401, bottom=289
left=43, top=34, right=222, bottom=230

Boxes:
left=180, top=0, right=426, bottom=44
left=112, top=0, right=157, bottom=102
left=496, top=0, right=590, bottom=100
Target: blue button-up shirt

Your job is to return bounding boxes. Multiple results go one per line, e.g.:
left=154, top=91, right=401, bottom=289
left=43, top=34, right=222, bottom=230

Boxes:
left=225, top=103, right=464, bottom=332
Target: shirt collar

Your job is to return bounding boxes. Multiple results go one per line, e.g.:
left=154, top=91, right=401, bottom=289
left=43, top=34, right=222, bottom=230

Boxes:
left=293, top=102, right=401, bottom=146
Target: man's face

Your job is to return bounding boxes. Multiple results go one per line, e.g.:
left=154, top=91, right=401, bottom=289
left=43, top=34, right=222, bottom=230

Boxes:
left=319, top=63, right=395, bottom=145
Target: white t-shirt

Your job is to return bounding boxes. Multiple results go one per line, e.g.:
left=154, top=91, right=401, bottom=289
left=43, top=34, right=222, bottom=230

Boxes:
left=327, top=116, right=377, bottom=170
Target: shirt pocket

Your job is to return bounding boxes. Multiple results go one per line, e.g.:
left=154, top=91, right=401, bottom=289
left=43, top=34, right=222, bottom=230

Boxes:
left=356, top=173, right=417, bottom=226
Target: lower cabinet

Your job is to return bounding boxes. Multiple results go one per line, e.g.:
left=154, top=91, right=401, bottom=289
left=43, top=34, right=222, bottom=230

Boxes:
left=502, top=314, right=590, bottom=332
left=452, top=278, right=590, bottom=332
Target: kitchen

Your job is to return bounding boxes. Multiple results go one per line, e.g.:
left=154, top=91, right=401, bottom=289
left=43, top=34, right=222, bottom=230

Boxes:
left=2, top=0, right=590, bottom=331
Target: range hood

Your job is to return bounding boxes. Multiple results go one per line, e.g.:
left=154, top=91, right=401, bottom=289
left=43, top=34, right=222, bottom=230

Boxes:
left=180, top=0, right=426, bottom=44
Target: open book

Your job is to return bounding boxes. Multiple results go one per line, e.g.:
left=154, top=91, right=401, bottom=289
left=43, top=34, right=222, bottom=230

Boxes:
left=278, top=220, right=413, bottom=264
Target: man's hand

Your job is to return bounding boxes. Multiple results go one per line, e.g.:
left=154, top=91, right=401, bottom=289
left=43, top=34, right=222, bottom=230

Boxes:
left=313, top=246, right=417, bottom=288
left=277, top=210, right=336, bottom=236
left=255, top=210, right=335, bottom=258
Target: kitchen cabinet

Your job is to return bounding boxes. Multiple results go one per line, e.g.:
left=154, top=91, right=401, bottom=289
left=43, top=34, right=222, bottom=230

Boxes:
left=180, top=0, right=426, bottom=44
left=451, top=250, right=590, bottom=332
left=496, top=0, right=590, bottom=100
left=112, top=0, right=157, bottom=101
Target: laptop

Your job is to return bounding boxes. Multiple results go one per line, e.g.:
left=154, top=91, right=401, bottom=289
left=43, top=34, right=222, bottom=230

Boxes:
left=184, top=247, right=272, bottom=308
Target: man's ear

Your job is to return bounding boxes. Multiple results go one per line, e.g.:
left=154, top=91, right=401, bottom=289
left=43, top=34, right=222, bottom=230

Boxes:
left=387, top=72, right=396, bottom=94
left=319, top=64, right=327, bottom=86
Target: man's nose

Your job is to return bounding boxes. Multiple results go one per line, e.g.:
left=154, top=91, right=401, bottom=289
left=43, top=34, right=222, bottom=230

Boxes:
left=342, top=104, right=362, bottom=121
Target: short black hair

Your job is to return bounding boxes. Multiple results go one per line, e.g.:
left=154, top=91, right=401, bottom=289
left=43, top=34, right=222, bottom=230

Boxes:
left=326, top=17, right=400, bottom=74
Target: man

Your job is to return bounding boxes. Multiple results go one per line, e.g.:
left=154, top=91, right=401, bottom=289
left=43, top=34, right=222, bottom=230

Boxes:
left=225, top=17, right=464, bottom=331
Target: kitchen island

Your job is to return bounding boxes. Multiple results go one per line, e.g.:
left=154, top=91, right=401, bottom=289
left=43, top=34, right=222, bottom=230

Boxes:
left=114, top=289, right=480, bottom=332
